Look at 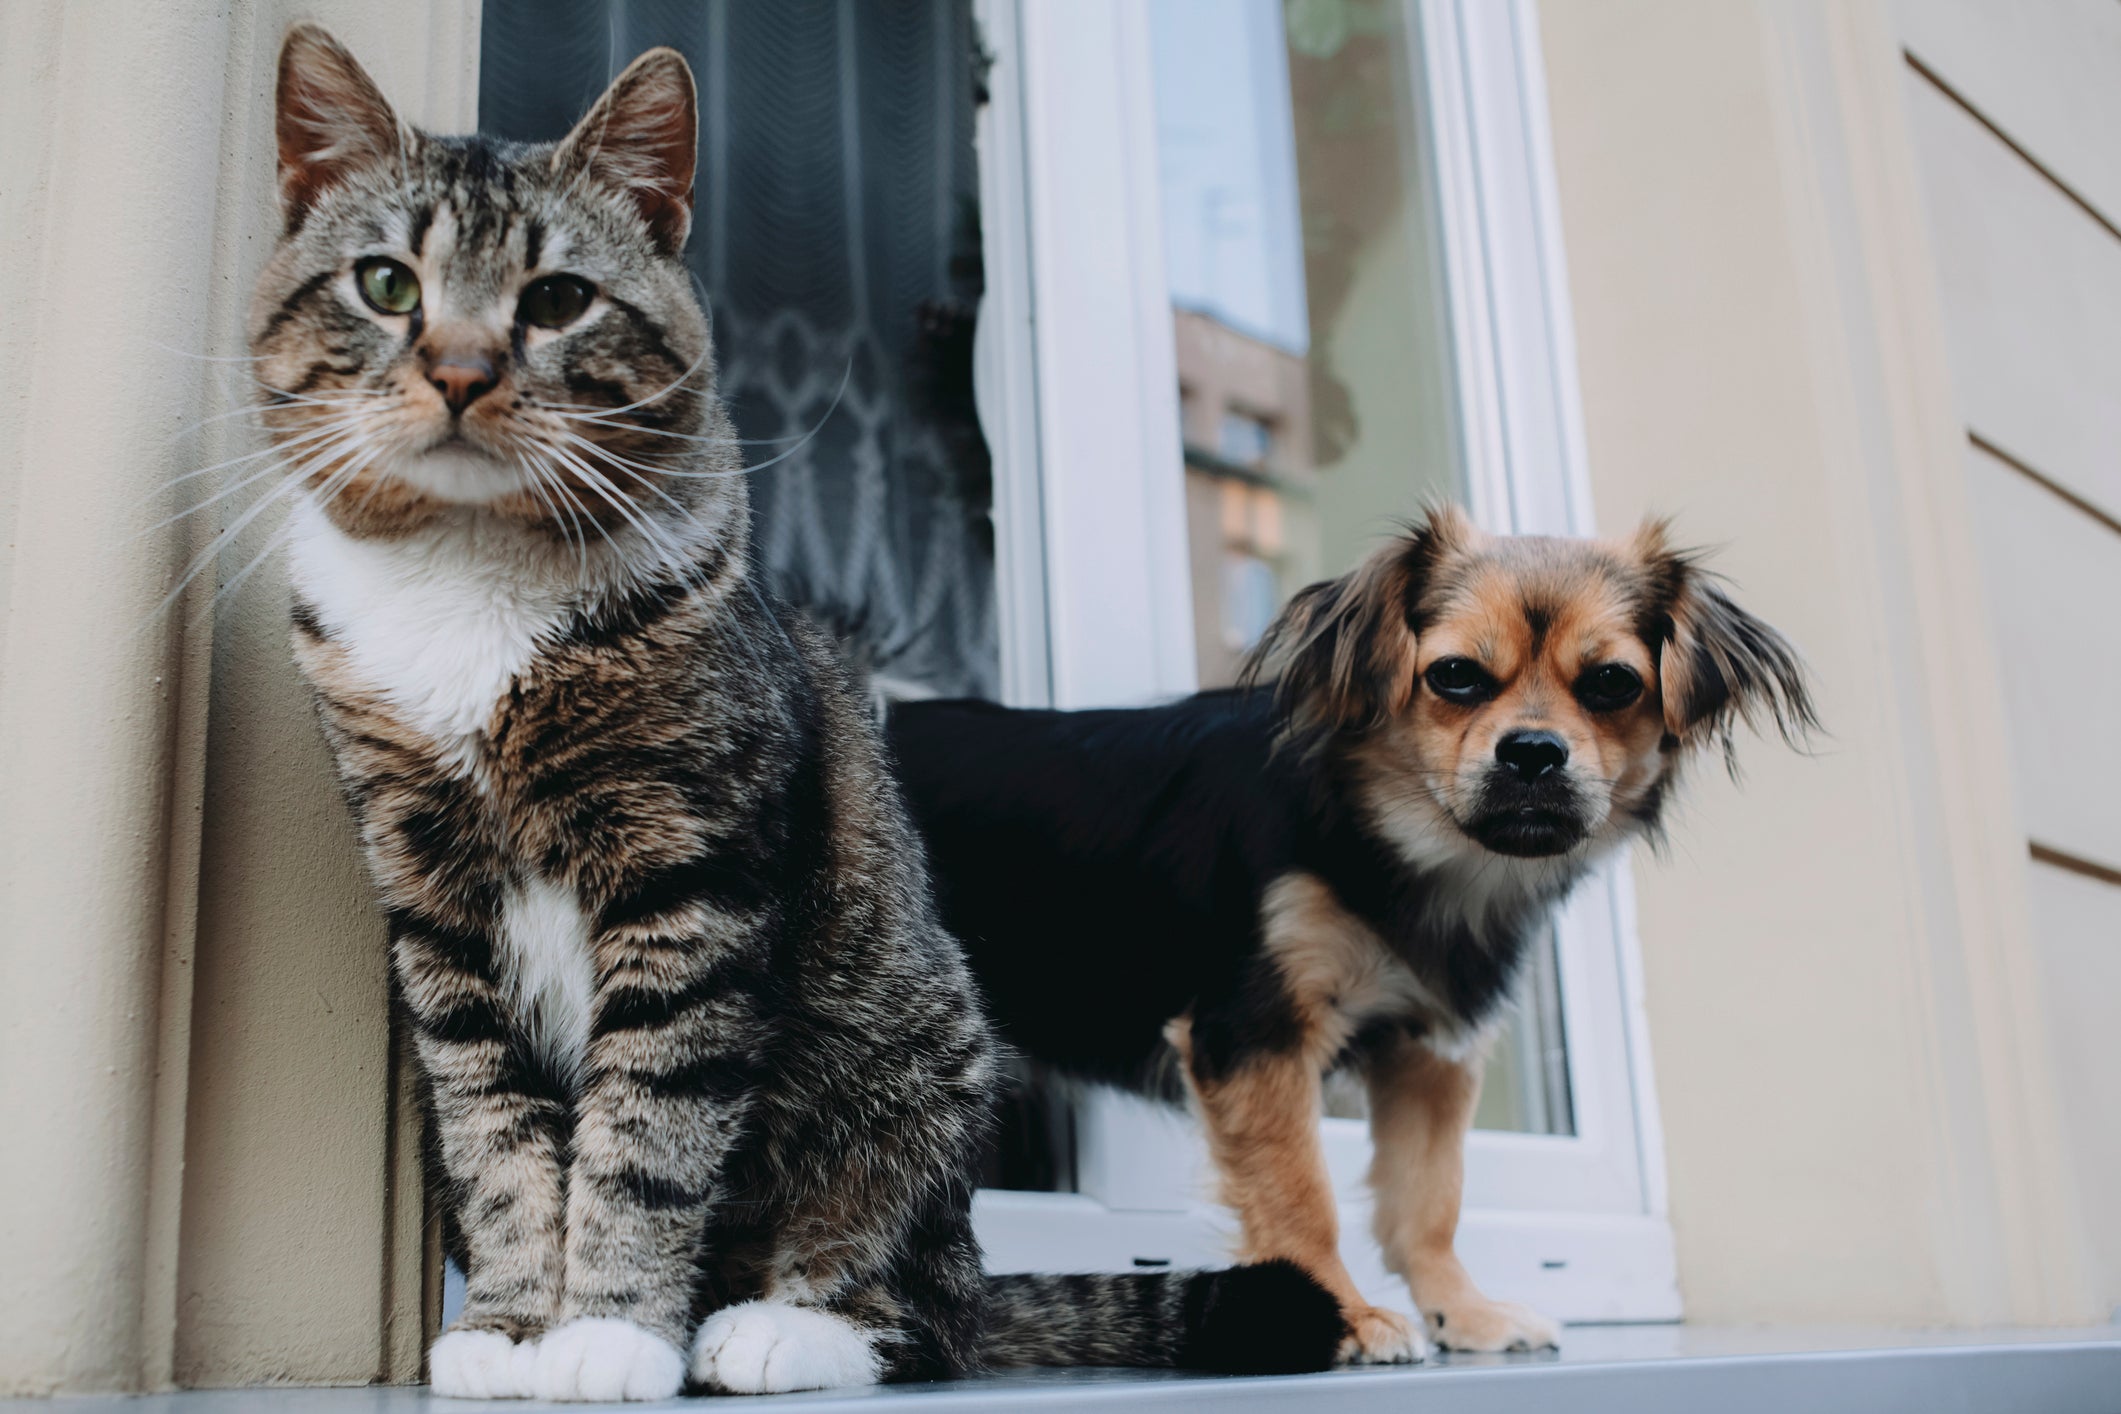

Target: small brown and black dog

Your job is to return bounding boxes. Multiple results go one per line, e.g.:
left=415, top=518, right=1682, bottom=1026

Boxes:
left=889, top=506, right=1814, bottom=1363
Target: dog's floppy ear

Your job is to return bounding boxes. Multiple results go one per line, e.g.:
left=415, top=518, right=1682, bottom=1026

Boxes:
left=1633, top=519, right=1818, bottom=771
left=1242, top=505, right=1471, bottom=741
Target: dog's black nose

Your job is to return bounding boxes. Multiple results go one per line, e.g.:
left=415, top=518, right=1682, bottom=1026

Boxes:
left=1496, top=730, right=1568, bottom=782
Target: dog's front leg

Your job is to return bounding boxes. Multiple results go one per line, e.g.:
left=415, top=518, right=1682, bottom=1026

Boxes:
left=1363, top=1033, right=1561, bottom=1352
left=1171, top=1018, right=1424, bottom=1365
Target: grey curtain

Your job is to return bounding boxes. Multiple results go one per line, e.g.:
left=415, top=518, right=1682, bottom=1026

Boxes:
left=482, top=0, right=999, bottom=698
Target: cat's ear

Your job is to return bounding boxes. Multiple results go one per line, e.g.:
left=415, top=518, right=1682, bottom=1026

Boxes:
left=275, top=26, right=403, bottom=232
left=553, top=49, right=698, bottom=255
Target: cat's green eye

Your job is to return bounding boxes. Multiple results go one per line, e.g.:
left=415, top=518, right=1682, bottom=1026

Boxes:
left=355, top=258, right=421, bottom=316
left=518, top=274, right=596, bottom=330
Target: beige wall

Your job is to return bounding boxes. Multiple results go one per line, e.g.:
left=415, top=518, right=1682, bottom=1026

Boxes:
left=0, top=3, right=477, bottom=1394
left=1895, top=0, right=2121, bottom=1317
left=1539, top=0, right=2104, bottom=1326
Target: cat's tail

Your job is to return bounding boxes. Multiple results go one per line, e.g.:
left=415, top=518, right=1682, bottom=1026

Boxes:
left=979, top=1260, right=1343, bottom=1375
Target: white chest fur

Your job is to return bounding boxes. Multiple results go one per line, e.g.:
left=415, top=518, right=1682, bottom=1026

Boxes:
left=288, top=502, right=606, bottom=1075
left=499, top=876, right=596, bottom=1080
left=1261, top=871, right=1492, bottom=1060
left=286, top=501, right=578, bottom=757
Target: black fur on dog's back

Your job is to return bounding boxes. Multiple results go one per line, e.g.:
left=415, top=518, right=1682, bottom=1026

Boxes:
left=886, top=690, right=1541, bottom=1091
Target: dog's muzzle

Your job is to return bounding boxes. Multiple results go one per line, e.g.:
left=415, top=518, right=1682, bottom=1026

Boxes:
left=1468, top=732, right=1590, bottom=856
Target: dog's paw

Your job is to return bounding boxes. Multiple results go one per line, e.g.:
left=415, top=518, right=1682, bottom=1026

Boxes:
left=1336, top=1304, right=1428, bottom=1365
left=428, top=1328, right=538, bottom=1400
left=1425, top=1296, right=1561, bottom=1353
left=530, top=1317, right=684, bottom=1402
left=690, top=1299, right=883, bottom=1394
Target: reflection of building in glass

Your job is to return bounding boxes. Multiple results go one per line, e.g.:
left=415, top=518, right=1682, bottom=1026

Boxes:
left=1174, top=307, right=1313, bottom=687
left=1155, top=1, right=1560, bottom=1138
left=1155, top=0, right=1463, bottom=692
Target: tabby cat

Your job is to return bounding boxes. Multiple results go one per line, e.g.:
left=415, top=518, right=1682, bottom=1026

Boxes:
left=250, top=25, right=1340, bottom=1403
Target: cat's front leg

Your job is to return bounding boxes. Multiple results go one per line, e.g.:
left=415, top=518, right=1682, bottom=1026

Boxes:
left=695, top=971, right=997, bottom=1393
left=396, top=924, right=569, bottom=1400
left=530, top=933, right=757, bottom=1402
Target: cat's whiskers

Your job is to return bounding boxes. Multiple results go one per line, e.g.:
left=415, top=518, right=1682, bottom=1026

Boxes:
left=144, top=415, right=377, bottom=537
left=247, top=375, right=394, bottom=414
left=163, top=384, right=384, bottom=450
left=145, top=451, right=328, bottom=539
left=524, top=445, right=634, bottom=566
left=527, top=385, right=705, bottom=418
left=210, top=445, right=382, bottom=617
left=540, top=436, right=746, bottom=603
left=540, top=439, right=700, bottom=585
left=536, top=435, right=762, bottom=628
left=529, top=404, right=744, bottom=449
left=252, top=377, right=393, bottom=400
left=508, top=446, right=595, bottom=575
left=149, top=342, right=272, bottom=365
left=531, top=357, right=851, bottom=453
left=548, top=421, right=820, bottom=485
left=540, top=442, right=737, bottom=611
left=255, top=389, right=396, bottom=413
left=508, top=460, right=579, bottom=564
left=151, top=411, right=376, bottom=499
left=526, top=402, right=797, bottom=453
left=546, top=428, right=693, bottom=485
left=570, top=439, right=727, bottom=576
left=500, top=426, right=822, bottom=691
left=546, top=469, right=600, bottom=573
left=539, top=433, right=695, bottom=536
left=333, top=430, right=423, bottom=527
left=531, top=407, right=761, bottom=450
left=146, top=425, right=379, bottom=626
left=535, top=339, right=716, bottom=426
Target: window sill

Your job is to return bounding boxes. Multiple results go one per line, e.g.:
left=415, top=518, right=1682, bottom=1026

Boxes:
left=28, top=1325, right=2120, bottom=1413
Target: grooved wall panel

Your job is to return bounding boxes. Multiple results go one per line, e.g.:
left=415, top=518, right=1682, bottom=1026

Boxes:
left=1895, top=0, right=2121, bottom=229
left=1963, top=445, right=2121, bottom=874
left=1905, top=74, right=2121, bottom=523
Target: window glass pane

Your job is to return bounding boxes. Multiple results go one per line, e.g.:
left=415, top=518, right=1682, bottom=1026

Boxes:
left=1152, top=0, right=1573, bottom=1134
left=481, top=0, right=999, bottom=700
left=483, top=0, right=1072, bottom=1187
left=1158, top=0, right=1458, bottom=685
left=1475, top=926, right=1575, bottom=1135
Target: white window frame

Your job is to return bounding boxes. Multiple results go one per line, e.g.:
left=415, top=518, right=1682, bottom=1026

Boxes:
left=970, top=0, right=1679, bottom=1325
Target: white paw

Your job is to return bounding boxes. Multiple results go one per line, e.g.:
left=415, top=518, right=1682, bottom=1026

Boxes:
left=689, top=1300, right=883, bottom=1394
left=530, top=1317, right=684, bottom=1402
left=1338, top=1304, right=1428, bottom=1365
left=1426, top=1296, right=1562, bottom=1352
left=428, top=1328, right=538, bottom=1399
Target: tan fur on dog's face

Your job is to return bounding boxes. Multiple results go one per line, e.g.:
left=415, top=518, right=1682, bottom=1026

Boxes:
left=1246, top=506, right=1815, bottom=869
left=1393, top=533, right=1669, bottom=859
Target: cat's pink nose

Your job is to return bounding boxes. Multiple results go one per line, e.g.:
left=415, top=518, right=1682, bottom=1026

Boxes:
left=426, top=353, right=497, bottom=414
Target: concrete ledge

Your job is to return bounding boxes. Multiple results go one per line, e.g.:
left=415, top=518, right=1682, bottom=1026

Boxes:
left=15, top=1325, right=2120, bottom=1414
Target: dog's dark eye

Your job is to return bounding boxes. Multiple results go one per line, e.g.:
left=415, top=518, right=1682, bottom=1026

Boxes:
left=1575, top=663, right=1644, bottom=711
left=518, top=274, right=596, bottom=330
left=1424, top=657, right=1496, bottom=704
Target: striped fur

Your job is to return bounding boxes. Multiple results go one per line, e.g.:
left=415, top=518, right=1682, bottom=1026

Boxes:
left=256, top=28, right=1338, bottom=1400
left=985, top=1263, right=1342, bottom=1375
